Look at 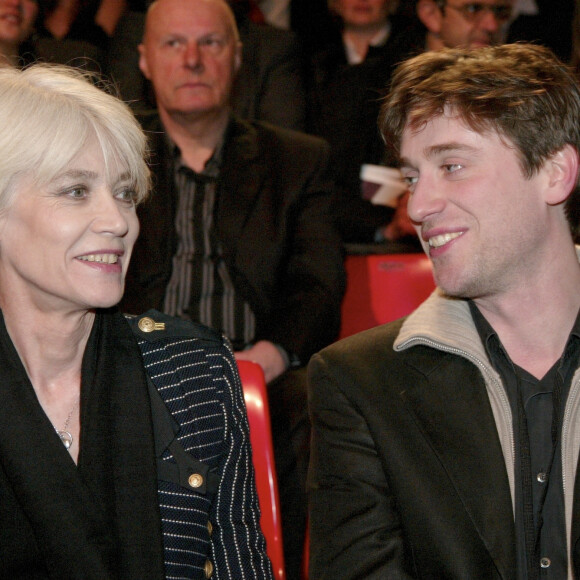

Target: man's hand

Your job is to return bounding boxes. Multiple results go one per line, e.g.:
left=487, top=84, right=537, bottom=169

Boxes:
left=235, top=340, right=287, bottom=383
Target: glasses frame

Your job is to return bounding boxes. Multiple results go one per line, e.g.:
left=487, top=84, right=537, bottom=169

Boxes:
left=436, top=1, right=514, bottom=23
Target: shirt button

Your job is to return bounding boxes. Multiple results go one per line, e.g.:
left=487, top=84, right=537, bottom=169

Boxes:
left=204, top=559, right=214, bottom=578
left=540, top=557, right=551, bottom=568
left=537, top=472, right=547, bottom=483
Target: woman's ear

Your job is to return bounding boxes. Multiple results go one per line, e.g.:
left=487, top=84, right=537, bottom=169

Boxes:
left=543, top=144, right=579, bottom=206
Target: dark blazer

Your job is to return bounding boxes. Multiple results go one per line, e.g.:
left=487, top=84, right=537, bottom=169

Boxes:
left=122, top=113, right=345, bottom=365
left=308, top=315, right=580, bottom=579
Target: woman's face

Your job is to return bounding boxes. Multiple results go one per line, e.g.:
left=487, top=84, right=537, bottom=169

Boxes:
left=0, top=138, right=140, bottom=314
left=333, top=0, right=391, bottom=30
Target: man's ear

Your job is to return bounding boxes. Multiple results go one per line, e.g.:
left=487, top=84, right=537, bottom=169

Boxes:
left=543, top=144, right=580, bottom=206
left=138, top=44, right=151, bottom=80
left=416, top=0, right=443, bottom=34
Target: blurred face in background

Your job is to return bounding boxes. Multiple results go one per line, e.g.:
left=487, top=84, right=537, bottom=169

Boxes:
left=417, top=0, right=514, bottom=49
left=331, top=0, right=392, bottom=32
left=0, top=0, right=38, bottom=56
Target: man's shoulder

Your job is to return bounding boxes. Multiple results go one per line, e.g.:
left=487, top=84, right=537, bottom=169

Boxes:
left=228, top=116, right=330, bottom=157
left=318, top=320, right=405, bottom=365
left=240, top=18, right=300, bottom=53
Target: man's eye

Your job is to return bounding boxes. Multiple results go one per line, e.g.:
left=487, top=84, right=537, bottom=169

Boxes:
left=464, top=3, right=482, bottom=14
left=403, top=175, right=418, bottom=187
left=443, top=163, right=463, bottom=173
left=199, top=37, right=226, bottom=50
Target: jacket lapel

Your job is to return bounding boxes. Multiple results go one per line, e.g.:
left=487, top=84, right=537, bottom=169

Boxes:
left=0, top=310, right=165, bottom=579
left=401, top=347, right=516, bottom=577
left=215, top=118, right=265, bottom=255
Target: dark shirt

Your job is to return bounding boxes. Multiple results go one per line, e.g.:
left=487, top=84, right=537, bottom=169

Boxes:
left=162, top=128, right=256, bottom=351
left=471, top=301, right=580, bottom=578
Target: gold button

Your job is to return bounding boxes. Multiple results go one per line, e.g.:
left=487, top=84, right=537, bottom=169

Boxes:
left=188, top=473, right=204, bottom=488
left=138, top=317, right=166, bottom=333
left=204, top=559, right=214, bottom=578
left=207, top=520, right=213, bottom=536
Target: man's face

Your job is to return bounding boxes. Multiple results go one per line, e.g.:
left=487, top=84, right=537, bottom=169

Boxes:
left=430, top=0, right=513, bottom=48
left=399, top=113, right=552, bottom=300
left=138, top=0, right=241, bottom=120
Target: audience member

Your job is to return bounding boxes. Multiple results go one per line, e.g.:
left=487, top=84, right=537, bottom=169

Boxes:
left=308, top=43, right=580, bottom=578
left=415, top=0, right=514, bottom=50
left=307, top=0, right=418, bottom=244
left=0, top=62, right=272, bottom=579
left=120, top=0, right=345, bottom=576
left=33, top=0, right=126, bottom=72
left=258, top=0, right=289, bottom=27
left=0, top=0, right=38, bottom=66
left=109, top=0, right=307, bottom=131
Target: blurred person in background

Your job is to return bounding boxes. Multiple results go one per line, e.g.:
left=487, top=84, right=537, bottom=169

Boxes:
left=0, top=0, right=38, bottom=66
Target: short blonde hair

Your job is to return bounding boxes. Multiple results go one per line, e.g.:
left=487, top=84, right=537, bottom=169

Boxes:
left=0, top=64, right=150, bottom=211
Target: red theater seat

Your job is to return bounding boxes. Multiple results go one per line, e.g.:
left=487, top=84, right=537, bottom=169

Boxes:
left=339, top=253, right=435, bottom=339
left=237, top=360, right=285, bottom=580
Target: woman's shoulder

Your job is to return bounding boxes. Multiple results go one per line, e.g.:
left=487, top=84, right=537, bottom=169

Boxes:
left=124, top=309, right=224, bottom=347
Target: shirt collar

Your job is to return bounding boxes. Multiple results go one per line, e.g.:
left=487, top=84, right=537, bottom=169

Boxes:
left=343, top=22, right=391, bottom=65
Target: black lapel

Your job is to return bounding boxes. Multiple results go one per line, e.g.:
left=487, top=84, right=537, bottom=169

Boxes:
left=0, top=313, right=117, bottom=577
left=0, top=310, right=165, bottom=579
left=400, top=347, right=516, bottom=577
left=92, top=310, right=165, bottom=578
left=215, top=118, right=265, bottom=255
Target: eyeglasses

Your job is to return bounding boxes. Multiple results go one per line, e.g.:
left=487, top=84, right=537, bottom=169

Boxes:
left=438, top=2, right=514, bottom=23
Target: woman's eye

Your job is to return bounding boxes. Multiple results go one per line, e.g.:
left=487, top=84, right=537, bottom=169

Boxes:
left=117, top=188, right=137, bottom=204
left=66, top=187, right=87, bottom=199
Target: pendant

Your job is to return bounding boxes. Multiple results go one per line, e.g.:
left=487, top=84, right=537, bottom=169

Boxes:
left=56, top=429, right=73, bottom=450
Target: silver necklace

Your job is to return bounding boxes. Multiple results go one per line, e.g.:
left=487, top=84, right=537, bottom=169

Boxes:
left=56, top=399, right=79, bottom=450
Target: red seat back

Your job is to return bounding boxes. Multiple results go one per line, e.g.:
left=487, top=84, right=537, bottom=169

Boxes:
left=237, top=360, right=286, bottom=580
left=339, top=253, right=435, bottom=339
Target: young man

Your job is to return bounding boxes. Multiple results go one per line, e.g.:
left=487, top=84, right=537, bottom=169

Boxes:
left=308, top=43, right=580, bottom=578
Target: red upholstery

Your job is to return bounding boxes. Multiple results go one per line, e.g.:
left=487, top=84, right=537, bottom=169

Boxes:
left=339, top=253, right=436, bottom=339
left=237, top=360, right=286, bottom=580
